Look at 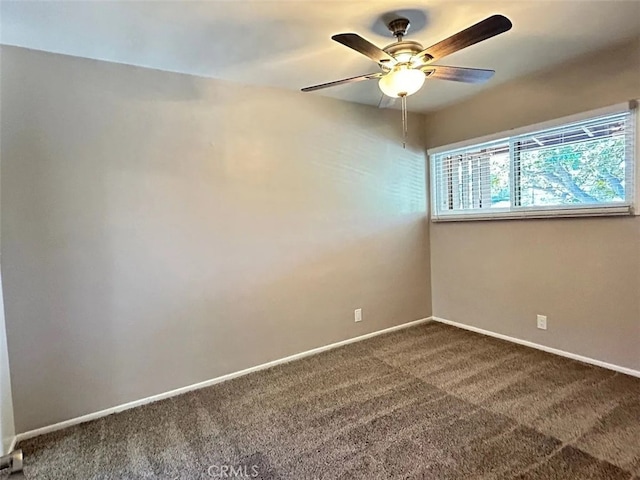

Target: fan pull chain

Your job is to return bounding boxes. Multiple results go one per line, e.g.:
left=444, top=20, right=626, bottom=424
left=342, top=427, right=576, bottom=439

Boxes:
left=401, top=94, right=408, bottom=149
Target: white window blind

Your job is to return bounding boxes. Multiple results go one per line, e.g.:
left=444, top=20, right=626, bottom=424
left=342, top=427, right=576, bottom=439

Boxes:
left=430, top=104, right=637, bottom=221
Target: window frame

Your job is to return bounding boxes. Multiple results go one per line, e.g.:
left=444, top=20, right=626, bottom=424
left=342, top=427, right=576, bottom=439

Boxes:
left=429, top=102, right=638, bottom=222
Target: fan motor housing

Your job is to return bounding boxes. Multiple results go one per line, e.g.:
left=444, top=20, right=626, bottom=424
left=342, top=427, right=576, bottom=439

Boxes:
left=383, top=40, right=423, bottom=56
left=383, top=40, right=430, bottom=66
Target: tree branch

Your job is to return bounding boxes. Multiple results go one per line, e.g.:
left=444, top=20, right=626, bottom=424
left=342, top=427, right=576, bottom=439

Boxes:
left=603, top=173, right=624, bottom=198
left=554, top=166, right=598, bottom=203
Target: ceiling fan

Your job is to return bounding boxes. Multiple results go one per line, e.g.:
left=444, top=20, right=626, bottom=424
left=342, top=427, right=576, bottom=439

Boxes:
left=301, top=14, right=513, bottom=145
left=302, top=14, right=512, bottom=98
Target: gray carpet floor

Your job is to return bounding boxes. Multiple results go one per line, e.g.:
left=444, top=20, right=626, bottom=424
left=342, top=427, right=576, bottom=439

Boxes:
left=16, top=322, right=640, bottom=479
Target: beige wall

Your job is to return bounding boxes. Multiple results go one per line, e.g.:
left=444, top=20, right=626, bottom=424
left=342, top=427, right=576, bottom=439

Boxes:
left=0, top=273, right=15, bottom=454
left=0, top=46, right=431, bottom=432
left=0, top=50, right=16, bottom=454
left=425, top=37, right=640, bottom=371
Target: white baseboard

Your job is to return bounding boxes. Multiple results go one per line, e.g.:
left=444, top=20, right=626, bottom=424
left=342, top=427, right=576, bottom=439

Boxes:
left=431, top=316, right=640, bottom=378
left=15, top=316, right=433, bottom=444
left=7, top=435, right=17, bottom=455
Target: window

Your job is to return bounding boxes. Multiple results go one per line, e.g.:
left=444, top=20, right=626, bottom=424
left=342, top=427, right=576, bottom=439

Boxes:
left=430, top=103, right=637, bottom=221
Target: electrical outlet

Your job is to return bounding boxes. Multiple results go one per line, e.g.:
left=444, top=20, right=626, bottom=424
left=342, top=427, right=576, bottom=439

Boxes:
left=354, top=308, right=362, bottom=323
left=537, top=314, right=547, bottom=330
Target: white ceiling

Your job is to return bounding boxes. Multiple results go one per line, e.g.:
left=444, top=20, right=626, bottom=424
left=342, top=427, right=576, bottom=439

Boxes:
left=2, top=1, right=639, bottom=112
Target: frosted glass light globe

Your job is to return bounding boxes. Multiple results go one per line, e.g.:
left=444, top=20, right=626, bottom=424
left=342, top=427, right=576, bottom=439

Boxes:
left=378, top=67, right=426, bottom=98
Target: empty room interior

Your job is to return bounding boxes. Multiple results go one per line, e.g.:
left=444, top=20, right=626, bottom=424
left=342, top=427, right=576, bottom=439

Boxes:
left=0, top=1, right=639, bottom=478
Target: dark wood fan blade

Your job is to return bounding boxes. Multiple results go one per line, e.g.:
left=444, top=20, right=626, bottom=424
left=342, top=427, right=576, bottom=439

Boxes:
left=416, top=15, right=512, bottom=62
left=378, top=94, right=397, bottom=109
left=332, top=33, right=397, bottom=65
left=423, top=65, right=495, bottom=83
left=301, top=73, right=382, bottom=92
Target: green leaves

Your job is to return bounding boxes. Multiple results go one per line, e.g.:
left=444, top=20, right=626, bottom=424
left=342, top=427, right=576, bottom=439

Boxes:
left=519, top=137, right=625, bottom=206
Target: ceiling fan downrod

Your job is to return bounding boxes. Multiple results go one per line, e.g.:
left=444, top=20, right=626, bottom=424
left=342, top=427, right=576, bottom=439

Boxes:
left=387, top=17, right=410, bottom=41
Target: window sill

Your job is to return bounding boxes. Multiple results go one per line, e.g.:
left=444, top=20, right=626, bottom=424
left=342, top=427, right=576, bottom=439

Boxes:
left=431, top=205, right=635, bottom=222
